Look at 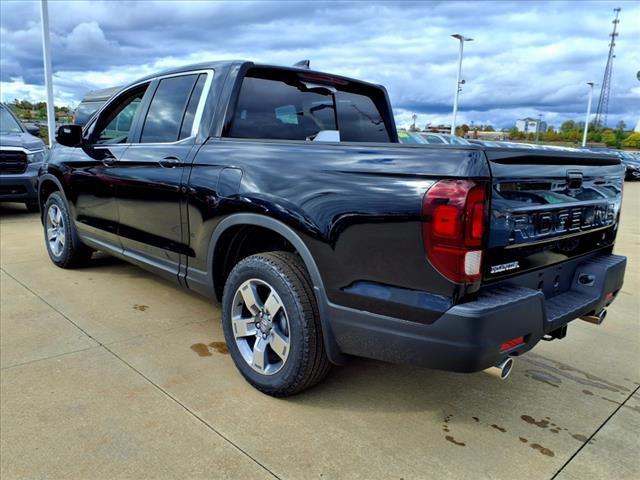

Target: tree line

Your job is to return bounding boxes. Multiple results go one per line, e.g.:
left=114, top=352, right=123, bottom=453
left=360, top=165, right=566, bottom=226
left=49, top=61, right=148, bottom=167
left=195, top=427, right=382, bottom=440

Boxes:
left=506, top=120, right=637, bottom=149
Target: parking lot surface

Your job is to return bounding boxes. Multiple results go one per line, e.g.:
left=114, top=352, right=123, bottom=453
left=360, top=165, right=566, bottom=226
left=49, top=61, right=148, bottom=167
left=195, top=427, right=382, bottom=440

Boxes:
left=1, top=183, right=639, bottom=479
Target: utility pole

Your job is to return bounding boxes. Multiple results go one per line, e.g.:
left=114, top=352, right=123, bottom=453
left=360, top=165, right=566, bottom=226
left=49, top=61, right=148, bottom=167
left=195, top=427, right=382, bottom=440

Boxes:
left=450, top=34, right=472, bottom=135
left=594, top=8, right=621, bottom=129
left=582, top=82, right=595, bottom=147
left=39, top=0, right=56, bottom=147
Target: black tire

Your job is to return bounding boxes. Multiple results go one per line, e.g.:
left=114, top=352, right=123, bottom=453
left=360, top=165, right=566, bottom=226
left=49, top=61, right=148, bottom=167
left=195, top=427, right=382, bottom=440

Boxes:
left=25, top=201, right=39, bottom=213
left=222, top=251, right=331, bottom=396
left=43, top=192, right=93, bottom=268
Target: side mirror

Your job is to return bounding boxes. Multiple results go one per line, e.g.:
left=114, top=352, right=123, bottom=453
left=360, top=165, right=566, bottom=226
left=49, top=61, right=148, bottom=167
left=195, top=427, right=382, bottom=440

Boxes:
left=26, top=124, right=40, bottom=136
left=56, top=124, right=83, bottom=147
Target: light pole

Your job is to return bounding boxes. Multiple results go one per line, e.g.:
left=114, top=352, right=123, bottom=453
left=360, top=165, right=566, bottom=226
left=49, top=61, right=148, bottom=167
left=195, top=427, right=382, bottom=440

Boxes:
left=39, top=0, right=55, bottom=147
left=450, top=34, right=473, bottom=136
left=582, top=82, right=595, bottom=147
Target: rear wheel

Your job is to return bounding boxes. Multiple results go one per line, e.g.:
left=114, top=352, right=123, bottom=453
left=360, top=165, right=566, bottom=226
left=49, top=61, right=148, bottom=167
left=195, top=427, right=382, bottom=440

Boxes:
left=222, top=251, right=331, bottom=396
left=43, top=192, right=93, bottom=268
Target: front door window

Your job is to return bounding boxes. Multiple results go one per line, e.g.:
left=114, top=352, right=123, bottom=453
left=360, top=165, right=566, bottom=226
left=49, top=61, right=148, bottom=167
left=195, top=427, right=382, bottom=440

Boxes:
left=93, top=86, right=148, bottom=145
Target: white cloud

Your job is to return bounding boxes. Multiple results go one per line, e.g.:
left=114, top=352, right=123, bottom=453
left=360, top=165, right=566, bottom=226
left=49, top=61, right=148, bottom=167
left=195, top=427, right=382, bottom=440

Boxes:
left=0, top=0, right=638, bottom=128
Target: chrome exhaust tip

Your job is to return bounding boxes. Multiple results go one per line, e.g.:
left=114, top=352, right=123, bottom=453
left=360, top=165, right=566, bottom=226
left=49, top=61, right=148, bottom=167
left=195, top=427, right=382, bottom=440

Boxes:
left=484, top=357, right=514, bottom=380
left=580, top=309, right=607, bottom=325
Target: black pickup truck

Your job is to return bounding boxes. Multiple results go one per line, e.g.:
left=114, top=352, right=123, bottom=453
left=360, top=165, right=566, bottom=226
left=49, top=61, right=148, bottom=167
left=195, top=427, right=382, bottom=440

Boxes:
left=40, top=61, right=626, bottom=396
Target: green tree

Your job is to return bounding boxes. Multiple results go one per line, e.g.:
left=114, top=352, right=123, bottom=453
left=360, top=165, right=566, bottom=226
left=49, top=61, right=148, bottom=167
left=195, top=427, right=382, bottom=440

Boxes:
left=601, top=129, right=617, bottom=147
left=622, top=132, right=640, bottom=149
left=560, top=120, right=576, bottom=132
left=587, top=130, right=602, bottom=143
left=542, top=129, right=561, bottom=142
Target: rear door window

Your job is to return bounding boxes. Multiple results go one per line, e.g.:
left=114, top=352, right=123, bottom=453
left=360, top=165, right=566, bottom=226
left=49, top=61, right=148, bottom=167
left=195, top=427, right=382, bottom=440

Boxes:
left=140, top=74, right=198, bottom=143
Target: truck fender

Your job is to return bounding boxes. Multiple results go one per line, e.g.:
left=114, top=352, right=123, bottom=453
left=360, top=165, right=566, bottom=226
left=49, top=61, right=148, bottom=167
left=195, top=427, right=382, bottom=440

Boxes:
left=207, top=213, right=347, bottom=365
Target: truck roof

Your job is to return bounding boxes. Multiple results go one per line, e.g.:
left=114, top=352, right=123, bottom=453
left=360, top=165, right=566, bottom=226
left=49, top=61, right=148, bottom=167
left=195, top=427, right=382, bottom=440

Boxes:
left=128, top=60, right=383, bottom=90
left=81, top=86, right=123, bottom=102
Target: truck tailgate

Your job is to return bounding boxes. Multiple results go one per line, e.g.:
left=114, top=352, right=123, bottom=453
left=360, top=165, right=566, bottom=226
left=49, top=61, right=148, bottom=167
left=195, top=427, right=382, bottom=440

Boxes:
left=484, top=149, right=624, bottom=282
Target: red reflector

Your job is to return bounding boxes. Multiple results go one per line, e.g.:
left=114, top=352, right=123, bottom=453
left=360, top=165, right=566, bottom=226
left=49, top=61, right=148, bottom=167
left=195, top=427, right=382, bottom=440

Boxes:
left=605, top=292, right=614, bottom=301
left=500, top=336, right=524, bottom=352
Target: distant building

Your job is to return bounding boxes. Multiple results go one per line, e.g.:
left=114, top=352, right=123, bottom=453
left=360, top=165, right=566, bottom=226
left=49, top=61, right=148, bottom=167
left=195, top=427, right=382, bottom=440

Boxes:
left=424, top=125, right=451, bottom=134
left=515, top=117, right=547, bottom=133
left=465, top=130, right=507, bottom=141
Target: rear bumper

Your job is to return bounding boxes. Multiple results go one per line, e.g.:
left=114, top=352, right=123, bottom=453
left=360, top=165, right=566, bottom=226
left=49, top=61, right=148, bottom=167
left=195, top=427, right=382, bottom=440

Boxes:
left=0, top=164, right=39, bottom=203
left=328, top=254, right=626, bottom=372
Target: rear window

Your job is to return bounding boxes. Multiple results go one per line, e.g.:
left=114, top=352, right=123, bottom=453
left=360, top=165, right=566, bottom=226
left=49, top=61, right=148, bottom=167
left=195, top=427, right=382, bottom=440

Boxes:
left=227, top=69, right=392, bottom=143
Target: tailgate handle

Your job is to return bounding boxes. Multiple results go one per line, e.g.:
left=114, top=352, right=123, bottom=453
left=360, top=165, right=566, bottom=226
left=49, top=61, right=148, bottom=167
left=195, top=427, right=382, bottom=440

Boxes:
left=567, top=171, right=583, bottom=189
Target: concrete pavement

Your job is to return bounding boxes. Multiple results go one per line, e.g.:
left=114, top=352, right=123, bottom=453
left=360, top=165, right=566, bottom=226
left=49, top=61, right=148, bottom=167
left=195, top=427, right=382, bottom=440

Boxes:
left=1, top=183, right=638, bottom=479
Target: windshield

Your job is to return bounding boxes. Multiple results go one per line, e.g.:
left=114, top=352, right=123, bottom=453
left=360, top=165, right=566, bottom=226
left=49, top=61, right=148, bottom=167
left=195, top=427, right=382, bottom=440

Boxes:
left=0, top=106, right=23, bottom=134
left=398, top=131, right=428, bottom=144
left=448, top=136, right=471, bottom=145
left=420, top=134, right=446, bottom=144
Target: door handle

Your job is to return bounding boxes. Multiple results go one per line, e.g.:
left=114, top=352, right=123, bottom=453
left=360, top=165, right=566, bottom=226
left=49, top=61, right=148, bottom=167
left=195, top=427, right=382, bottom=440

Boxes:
left=101, top=156, right=117, bottom=167
left=159, top=156, right=181, bottom=168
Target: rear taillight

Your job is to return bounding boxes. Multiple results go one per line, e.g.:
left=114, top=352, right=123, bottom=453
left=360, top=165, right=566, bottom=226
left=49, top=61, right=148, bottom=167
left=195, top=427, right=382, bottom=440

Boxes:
left=421, top=180, right=488, bottom=284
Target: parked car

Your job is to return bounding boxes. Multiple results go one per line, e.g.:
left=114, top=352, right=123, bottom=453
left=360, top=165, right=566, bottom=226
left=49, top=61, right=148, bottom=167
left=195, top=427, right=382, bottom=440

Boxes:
left=467, top=139, right=500, bottom=147
left=40, top=61, right=626, bottom=396
left=73, top=86, right=121, bottom=126
left=419, top=132, right=471, bottom=145
left=398, top=131, right=428, bottom=144
left=619, top=151, right=640, bottom=180
left=0, top=103, right=47, bottom=211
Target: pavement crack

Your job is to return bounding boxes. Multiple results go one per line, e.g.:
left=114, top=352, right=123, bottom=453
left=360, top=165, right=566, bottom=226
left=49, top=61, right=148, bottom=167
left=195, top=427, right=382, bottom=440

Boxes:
left=1, top=267, right=279, bottom=478
left=1, top=267, right=103, bottom=346
left=0, top=345, right=101, bottom=371
left=101, top=344, right=281, bottom=480
left=550, top=383, right=640, bottom=479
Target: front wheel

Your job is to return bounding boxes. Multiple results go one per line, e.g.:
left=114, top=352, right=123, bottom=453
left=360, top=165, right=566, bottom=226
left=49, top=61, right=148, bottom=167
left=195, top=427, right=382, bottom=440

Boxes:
left=222, top=251, right=331, bottom=396
left=43, top=192, right=93, bottom=268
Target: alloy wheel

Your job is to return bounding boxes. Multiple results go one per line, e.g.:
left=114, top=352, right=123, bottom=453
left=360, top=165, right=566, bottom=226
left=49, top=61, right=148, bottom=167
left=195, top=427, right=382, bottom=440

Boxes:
left=231, top=278, right=291, bottom=375
left=45, top=204, right=65, bottom=257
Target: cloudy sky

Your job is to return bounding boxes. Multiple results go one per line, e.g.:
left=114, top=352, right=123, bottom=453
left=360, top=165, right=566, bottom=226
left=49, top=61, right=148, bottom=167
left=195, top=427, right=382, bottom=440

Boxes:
left=1, top=0, right=638, bottom=129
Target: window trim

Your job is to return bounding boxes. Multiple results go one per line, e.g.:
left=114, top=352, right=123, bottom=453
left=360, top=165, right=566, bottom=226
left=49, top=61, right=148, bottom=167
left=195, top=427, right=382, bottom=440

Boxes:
left=135, top=69, right=214, bottom=146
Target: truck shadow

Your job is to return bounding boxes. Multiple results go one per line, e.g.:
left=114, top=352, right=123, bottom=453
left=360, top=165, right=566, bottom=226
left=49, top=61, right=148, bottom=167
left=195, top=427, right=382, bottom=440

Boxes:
left=0, top=202, right=38, bottom=221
